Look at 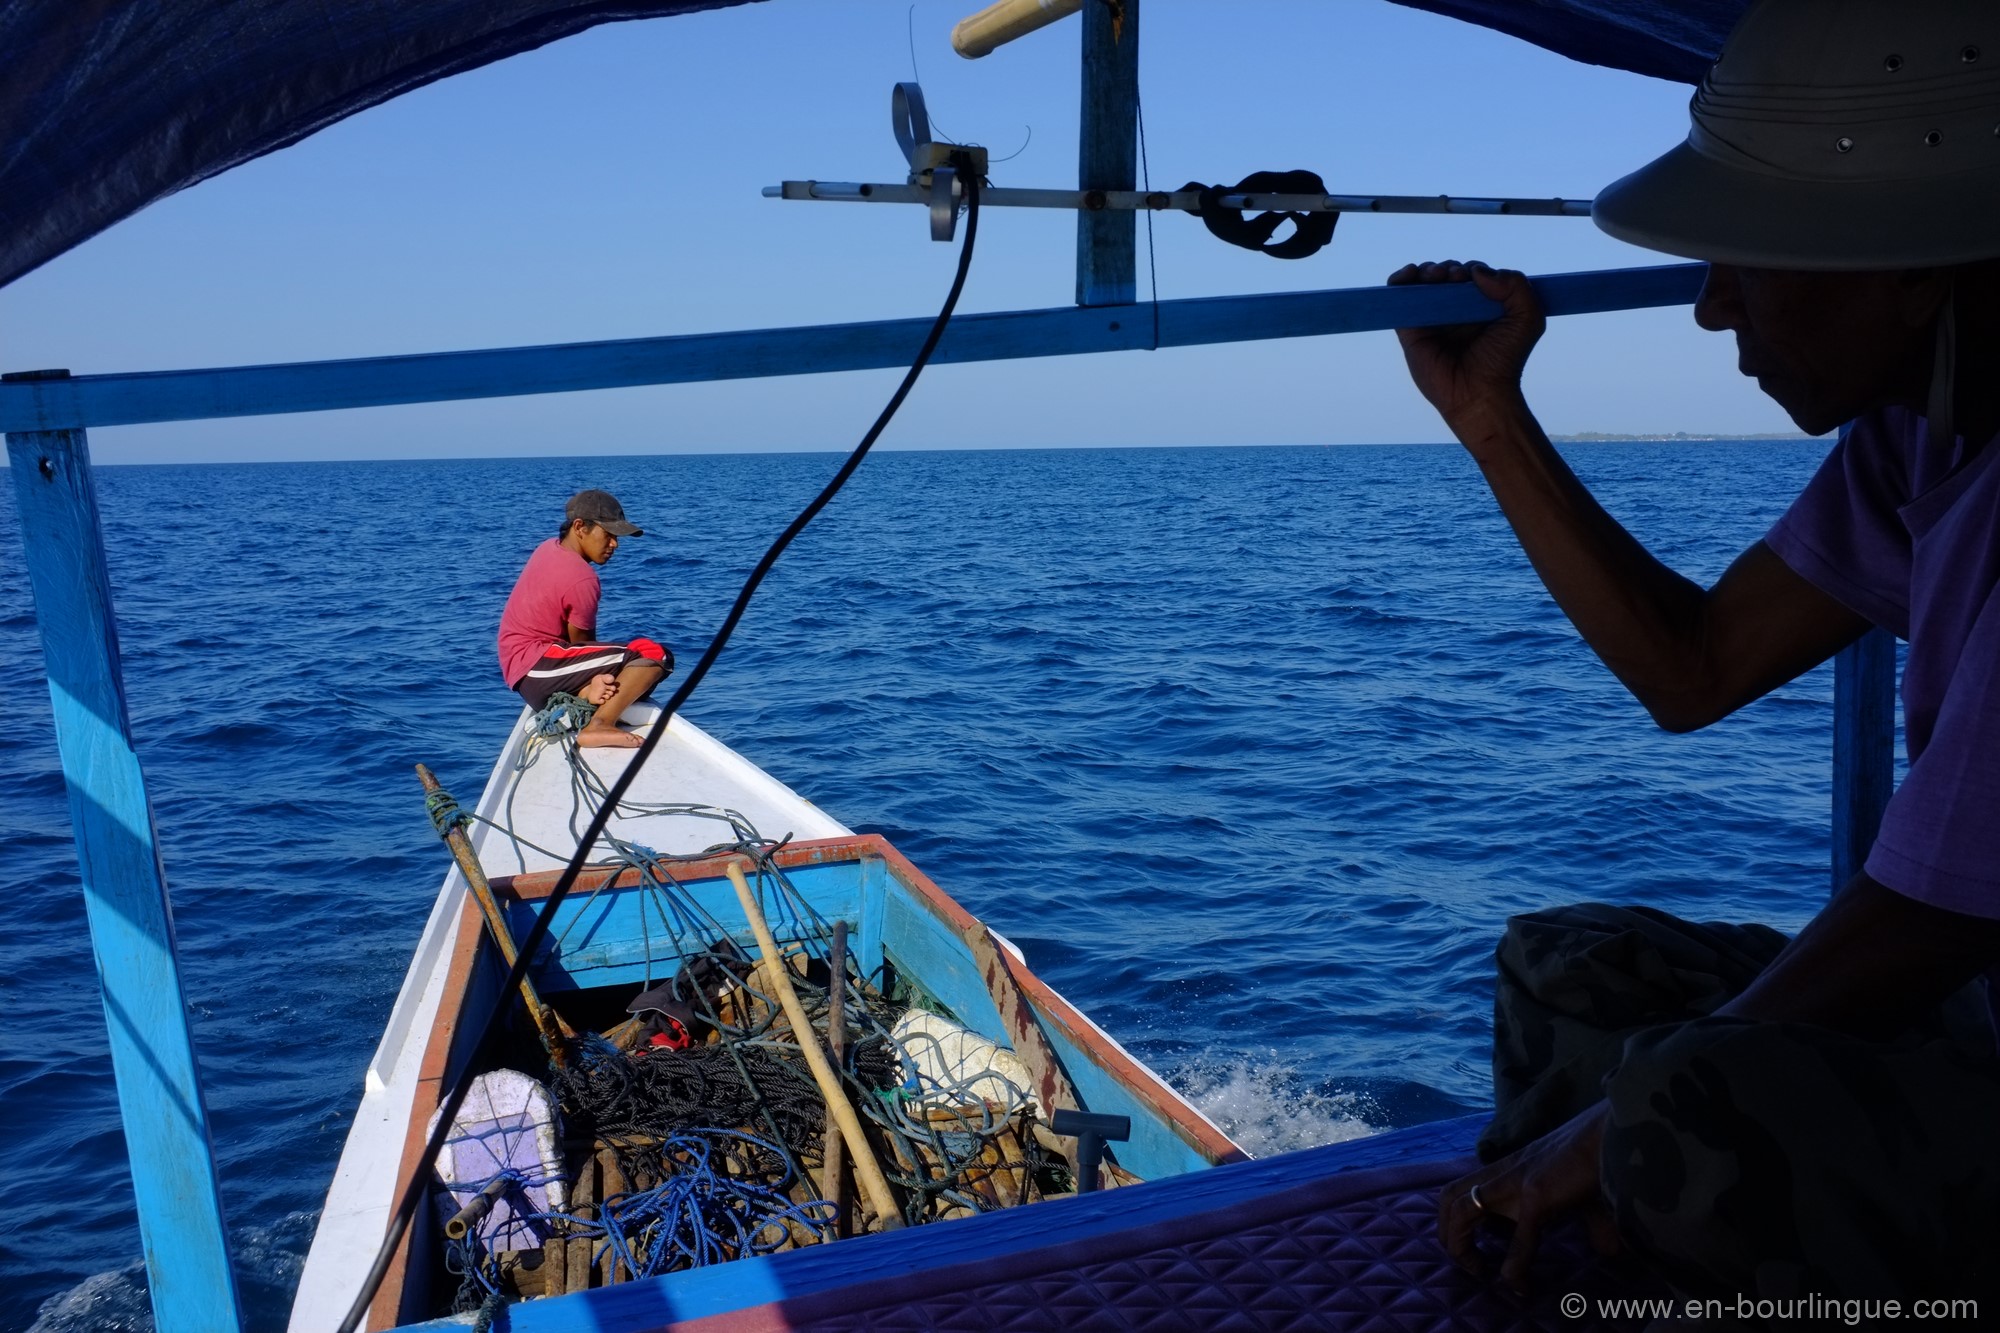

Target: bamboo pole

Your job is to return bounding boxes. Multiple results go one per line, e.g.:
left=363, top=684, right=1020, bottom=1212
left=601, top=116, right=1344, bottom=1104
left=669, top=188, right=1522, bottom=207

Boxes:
left=415, top=764, right=572, bottom=1061
left=820, top=920, right=850, bottom=1235
left=724, top=863, right=904, bottom=1230
left=952, top=0, right=1082, bottom=58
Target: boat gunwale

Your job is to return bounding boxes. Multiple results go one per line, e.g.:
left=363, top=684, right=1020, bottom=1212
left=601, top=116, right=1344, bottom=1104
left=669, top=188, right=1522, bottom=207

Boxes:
left=374, top=881, right=490, bottom=1329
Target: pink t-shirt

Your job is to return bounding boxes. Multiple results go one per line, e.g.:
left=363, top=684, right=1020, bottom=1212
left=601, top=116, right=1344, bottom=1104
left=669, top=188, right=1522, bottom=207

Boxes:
left=497, top=540, right=601, bottom=686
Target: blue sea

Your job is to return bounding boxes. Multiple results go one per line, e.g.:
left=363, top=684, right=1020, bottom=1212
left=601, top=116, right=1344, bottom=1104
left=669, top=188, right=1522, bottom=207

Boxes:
left=2, top=441, right=1846, bottom=1330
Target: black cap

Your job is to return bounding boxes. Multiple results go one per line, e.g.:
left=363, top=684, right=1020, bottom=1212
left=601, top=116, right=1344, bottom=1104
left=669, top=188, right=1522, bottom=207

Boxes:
left=566, top=489, right=642, bottom=537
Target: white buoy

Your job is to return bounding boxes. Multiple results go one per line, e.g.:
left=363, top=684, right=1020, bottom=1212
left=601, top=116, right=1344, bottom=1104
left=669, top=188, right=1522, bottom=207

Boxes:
left=951, top=0, right=1084, bottom=59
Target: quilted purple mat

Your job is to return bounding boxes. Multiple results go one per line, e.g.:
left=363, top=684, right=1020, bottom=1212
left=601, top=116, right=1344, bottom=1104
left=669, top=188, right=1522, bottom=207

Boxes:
left=741, top=1156, right=1664, bottom=1333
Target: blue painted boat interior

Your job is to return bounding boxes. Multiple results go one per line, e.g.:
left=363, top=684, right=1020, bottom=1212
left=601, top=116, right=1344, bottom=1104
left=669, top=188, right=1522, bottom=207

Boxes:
left=500, top=850, right=1217, bottom=1182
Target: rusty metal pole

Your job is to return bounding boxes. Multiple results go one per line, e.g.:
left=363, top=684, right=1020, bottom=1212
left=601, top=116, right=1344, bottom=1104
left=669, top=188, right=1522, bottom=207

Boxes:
left=415, top=763, right=572, bottom=1062
left=443, top=1176, right=512, bottom=1241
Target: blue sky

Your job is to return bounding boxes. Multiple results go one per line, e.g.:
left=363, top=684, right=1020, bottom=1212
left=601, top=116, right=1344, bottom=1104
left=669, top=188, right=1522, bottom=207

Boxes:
left=0, top=0, right=1792, bottom=464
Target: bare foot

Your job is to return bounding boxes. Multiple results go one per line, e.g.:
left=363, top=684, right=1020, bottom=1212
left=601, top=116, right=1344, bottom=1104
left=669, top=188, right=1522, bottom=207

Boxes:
left=582, top=673, right=618, bottom=706
left=577, top=723, right=641, bottom=749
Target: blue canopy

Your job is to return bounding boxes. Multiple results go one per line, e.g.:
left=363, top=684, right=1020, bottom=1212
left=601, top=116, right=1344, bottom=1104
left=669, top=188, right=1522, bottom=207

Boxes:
left=1392, top=0, right=1742, bottom=84
left=0, top=1, right=1745, bottom=291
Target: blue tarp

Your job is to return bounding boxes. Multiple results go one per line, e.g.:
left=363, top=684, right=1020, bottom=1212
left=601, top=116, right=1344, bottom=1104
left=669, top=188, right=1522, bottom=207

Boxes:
left=1390, top=0, right=1744, bottom=84
left=0, top=1, right=758, bottom=290
left=0, top=1, right=1747, bottom=292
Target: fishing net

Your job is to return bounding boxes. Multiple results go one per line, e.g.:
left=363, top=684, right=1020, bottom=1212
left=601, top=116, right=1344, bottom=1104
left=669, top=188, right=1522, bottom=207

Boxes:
left=436, top=695, right=1069, bottom=1307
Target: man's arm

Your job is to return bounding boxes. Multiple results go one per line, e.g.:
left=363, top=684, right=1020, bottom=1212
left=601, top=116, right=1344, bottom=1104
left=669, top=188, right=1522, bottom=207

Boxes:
left=1391, top=261, right=1870, bottom=730
left=564, top=620, right=595, bottom=645
left=1723, top=872, right=2000, bottom=1036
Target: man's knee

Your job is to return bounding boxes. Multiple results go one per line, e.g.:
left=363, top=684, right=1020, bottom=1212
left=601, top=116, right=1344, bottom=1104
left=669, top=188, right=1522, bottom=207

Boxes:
left=1600, top=1018, right=1807, bottom=1292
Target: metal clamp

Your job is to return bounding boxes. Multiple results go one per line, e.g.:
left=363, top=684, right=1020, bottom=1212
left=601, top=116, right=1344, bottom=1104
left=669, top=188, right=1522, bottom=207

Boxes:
left=892, top=82, right=983, bottom=242
left=893, top=82, right=933, bottom=175
left=929, top=165, right=960, bottom=242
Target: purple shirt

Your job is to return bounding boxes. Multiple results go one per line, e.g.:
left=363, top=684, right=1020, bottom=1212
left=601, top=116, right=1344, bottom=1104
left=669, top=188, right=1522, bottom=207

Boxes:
left=1767, top=407, right=2000, bottom=918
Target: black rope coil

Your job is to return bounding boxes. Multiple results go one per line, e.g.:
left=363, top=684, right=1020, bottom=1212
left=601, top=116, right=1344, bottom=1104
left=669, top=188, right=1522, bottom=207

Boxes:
left=553, top=1040, right=825, bottom=1154
left=1179, top=169, right=1338, bottom=259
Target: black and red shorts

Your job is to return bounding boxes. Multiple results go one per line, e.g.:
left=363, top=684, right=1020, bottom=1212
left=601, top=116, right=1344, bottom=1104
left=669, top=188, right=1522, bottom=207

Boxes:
left=514, top=639, right=671, bottom=711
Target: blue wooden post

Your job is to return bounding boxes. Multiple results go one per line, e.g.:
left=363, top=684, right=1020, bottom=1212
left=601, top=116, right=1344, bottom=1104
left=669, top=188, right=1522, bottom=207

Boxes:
left=1077, top=0, right=1138, bottom=306
left=4, top=372, right=243, bottom=1332
left=1832, top=627, right=1896, bottom=893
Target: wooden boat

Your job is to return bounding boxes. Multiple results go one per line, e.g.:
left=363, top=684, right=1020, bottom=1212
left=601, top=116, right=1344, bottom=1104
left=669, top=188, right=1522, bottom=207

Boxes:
left=290, top=701, right=1244, bottom=1330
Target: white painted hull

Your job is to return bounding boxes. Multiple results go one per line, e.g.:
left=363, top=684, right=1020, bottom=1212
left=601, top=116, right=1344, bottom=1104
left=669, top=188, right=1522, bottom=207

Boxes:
left=289, top=704, right=848, bottom=1331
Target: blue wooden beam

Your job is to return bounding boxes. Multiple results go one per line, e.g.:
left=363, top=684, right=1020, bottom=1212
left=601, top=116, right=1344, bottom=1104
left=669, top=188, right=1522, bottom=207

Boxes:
left=0, top=263, right=1704, bottom=433
left=1832, top=627, right=1896, bottom=892
left=3, top=388, right=243, bottom=1332
left=1076, top=0, right=1139, bottom=306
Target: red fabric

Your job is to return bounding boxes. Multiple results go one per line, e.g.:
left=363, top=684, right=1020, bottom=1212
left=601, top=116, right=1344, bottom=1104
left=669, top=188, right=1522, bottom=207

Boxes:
left=497, top=539, right=600, bottom=685
left=628, top=636, right=667, bottom=662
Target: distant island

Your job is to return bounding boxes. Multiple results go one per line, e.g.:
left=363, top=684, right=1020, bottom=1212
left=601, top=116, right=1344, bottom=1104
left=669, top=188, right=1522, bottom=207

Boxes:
left=1549, top=431, right=1823, bottom=442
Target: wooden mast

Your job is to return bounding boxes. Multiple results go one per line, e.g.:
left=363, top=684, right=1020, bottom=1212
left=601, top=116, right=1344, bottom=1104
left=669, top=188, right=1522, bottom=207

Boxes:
left=1076, top=0, right=1138, bottom=308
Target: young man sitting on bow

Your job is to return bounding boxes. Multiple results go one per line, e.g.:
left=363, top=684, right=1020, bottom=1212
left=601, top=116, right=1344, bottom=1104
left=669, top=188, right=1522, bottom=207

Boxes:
left=498, top=489, right=672, bottom=749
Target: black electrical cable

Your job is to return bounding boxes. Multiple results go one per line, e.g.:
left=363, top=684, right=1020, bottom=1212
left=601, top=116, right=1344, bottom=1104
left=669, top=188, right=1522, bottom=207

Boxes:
left=336, top=168, right=981, bottom=1332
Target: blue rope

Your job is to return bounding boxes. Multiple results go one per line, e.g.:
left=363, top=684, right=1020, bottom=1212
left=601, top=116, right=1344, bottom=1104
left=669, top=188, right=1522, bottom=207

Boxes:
left=424, top=788, right=470, bottom=837
left=550, top=1130, right=836, bottom=1279
left=528, top=692, right=597, bottom=741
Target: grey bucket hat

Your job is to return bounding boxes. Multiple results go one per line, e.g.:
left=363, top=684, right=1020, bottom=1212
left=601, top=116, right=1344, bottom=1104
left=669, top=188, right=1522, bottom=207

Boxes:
left=1593, top=0, right=2000, bottom=270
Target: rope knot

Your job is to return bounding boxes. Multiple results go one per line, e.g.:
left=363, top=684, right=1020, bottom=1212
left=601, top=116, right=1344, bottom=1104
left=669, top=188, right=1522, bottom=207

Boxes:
left=425, top=787, right=470, bottom=838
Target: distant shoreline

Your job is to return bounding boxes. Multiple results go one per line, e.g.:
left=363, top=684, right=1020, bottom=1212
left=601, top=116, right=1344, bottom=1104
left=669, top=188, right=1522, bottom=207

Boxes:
left=1549, top=431, right=1822, bottom=443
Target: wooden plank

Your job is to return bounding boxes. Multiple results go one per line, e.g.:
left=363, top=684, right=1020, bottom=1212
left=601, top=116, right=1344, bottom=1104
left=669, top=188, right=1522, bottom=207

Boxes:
left=1832, top=626, right=1897, bottom=893
left=2, top=409, right=243, bottom=1333
left=0, top=264, right=1705, bottom=433
left=597, top=1146, right=627, bottom=1285
left=1076, top=0, right=1138, bottom=307
left=964, top=925, right=1082, bottom=1119
left=567, top=1151, right=599, bottom=1294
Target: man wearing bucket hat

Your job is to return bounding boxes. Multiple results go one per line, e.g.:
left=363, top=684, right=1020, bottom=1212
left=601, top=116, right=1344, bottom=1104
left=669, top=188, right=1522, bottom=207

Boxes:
left=498, top=489, right=672, bottom=748
left=1395, top=0, right=2000, bottom=1306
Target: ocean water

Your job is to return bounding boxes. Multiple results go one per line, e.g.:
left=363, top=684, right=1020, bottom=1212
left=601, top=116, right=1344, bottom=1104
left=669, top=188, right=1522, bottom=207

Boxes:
left=0, top=441, right=1845, bottom=1329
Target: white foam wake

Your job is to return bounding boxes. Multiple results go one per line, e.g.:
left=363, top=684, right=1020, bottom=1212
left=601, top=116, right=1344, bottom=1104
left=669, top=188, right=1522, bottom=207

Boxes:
left=1174, top=1056, right=1383, bottom=1158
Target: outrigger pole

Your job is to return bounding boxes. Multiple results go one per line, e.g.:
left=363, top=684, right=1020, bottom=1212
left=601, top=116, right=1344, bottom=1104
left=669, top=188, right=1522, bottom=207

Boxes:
left=0, top=4, right=1890, bottom=1331
left=767, top=183, right=1593, bottom=218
